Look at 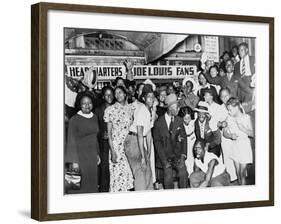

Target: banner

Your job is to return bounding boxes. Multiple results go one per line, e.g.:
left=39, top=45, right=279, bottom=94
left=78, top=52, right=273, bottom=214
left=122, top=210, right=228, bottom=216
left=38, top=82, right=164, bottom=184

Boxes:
left=203, top=36, right=219, bottom=62
left=67, top=65, right=197, bottom=81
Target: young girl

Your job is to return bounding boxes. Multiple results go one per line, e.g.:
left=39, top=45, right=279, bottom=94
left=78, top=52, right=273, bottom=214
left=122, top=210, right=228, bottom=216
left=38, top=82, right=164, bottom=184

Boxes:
left=223, top=97, right=254, bottom=185
left=179, top=106, right=196, bottom=177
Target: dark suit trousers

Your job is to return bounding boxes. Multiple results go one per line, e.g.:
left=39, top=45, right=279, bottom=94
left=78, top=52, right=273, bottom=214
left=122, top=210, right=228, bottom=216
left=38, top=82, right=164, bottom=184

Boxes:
left=99, top=140, right=110, bottom=192
left=163, top=160, right=188, bottom=189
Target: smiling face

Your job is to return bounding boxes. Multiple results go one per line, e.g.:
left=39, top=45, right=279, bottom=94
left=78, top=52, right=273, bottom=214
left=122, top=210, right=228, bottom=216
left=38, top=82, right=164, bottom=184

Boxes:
left=144, top=92, right=155, bottom=108
left=220, top=89, right=231, bottom=105
left=198, top=74, right=207, bottom=86
left=183, top=113, right=192, bottom=126
left=204, top=92, right=213, bottom=104
left=168, top=103, right=179, bottom=117
left=227, top=104, right=239, bottom=117
left=137, top=84, right=144, bottom=99
left=239, top=45, right=249, bottom=59
left=167, top=85, right=175, bottom=95
left=210, top=67, right=218, bottom=78
left=225, top=60, right=234, bottom=73
left=80, top=96, right=93, bottom=114
left=198, top=111, right=207, bottom=123
left=159, top=90, right=167, bottom=103
left=232, top=47, right=238, bottom=57
left=116, top=78, right=125, bottom=88
left=185, top=81, right=193, bottom=94
left=104, top=89, right=114, bottom=105
left=115, top=87, right=126, bottom=103
left=194, top=141, right=205, bottom=160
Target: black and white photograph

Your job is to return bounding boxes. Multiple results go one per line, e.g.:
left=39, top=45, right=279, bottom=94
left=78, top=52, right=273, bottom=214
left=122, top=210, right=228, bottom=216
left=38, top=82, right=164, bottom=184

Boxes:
left=64, top=28, right=256, bottom=194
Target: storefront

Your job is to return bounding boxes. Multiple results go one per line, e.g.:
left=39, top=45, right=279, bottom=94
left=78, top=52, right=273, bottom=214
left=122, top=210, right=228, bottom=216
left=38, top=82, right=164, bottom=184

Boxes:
left=64, top=29, right=254, bottom=89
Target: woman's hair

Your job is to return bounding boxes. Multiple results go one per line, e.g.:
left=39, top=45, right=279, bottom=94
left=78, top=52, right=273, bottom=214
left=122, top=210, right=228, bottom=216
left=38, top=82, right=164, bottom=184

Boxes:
left=209, top=65, right=219, bottom=74
left=192, top=139, right=206, bottom=158
left=75, top=91, right=94, bottom=110
left=139, top=84, right=154, bottom=104
left=178, top=106, right=195, bottom=120
left=101, top=85, right=114, bottom=96
left=114, top=77, right=125, bottom=87
left=185, top=80, right=194, bottom=90
left=198, top=72, right=207, bottom=80
left=226, top=97, right=244, bottom=113
left=114, top=85, right=127, bottom=96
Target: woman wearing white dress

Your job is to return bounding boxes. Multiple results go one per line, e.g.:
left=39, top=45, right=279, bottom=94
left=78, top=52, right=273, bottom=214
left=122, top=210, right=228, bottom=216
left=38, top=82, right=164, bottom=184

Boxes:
left=179, top=106, right=196, bottom=177
left=223, top=97, right=254, bottom=185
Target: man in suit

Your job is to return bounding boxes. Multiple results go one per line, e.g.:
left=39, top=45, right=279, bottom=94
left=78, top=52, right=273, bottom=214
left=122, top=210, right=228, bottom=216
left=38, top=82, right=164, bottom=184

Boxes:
left=153, top=93, right=188, bottom=189
left=221, top=59, right=240, bottom=98
left=234, top=42, right=255, bottom=103
left=194, top=101, right=222, bottom=158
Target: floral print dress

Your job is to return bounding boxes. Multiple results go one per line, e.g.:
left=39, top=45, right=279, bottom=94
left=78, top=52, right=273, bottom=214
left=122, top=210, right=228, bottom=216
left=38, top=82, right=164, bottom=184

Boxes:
left=104, top=102, right=135, bottom=192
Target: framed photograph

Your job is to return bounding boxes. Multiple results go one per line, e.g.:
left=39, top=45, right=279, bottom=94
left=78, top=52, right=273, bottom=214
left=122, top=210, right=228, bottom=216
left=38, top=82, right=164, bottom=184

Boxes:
left=31, top=2, right=274, bottom=221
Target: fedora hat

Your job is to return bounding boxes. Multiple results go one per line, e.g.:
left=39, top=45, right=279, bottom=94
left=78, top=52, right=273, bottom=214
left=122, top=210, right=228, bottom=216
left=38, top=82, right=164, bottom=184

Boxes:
left=165, top=93, right=178, bottom=107
left=194, top=101, right=209, bottom=113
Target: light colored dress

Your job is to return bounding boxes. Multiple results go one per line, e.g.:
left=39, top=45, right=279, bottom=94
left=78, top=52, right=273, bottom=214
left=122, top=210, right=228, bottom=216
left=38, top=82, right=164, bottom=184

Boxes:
left=225, top=114, right=253, bottom=164
left=183, top=120, right=196, bottom=176
left=104, top=102, right=134, bottom=192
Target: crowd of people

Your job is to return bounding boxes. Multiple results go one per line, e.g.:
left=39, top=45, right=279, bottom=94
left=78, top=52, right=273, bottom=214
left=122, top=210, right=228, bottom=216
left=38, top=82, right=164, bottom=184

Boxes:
left=64, top=42, right=255, bottom=193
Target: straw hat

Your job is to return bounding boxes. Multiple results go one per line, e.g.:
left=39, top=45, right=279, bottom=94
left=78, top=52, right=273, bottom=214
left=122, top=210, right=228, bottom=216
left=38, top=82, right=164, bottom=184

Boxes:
left=194, top=101, right=210, bottom=113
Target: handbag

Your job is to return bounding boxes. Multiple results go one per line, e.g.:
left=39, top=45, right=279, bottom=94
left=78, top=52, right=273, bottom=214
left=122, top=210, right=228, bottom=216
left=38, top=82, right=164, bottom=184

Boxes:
left=64, top=162, right=82, bottom=192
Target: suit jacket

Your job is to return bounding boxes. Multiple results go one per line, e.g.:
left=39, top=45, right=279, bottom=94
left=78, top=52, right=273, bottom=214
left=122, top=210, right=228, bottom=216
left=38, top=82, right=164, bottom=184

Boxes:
left=234, top=56, right=255, bottom=102
left=153, top=115, right=187, bottom=168
left=204, top=71, right=240, bottom=98
left=221, top=73, right=240, bottom=98
left=194, top=119, right=221, bottom=157
left=234, top=56, right=255, bottom=77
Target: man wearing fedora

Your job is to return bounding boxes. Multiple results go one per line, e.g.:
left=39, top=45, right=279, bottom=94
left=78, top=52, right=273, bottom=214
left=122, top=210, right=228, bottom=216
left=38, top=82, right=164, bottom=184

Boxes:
left=153, top=94, right=188, bottom=189
left=194, top=101, right=222, bottom=158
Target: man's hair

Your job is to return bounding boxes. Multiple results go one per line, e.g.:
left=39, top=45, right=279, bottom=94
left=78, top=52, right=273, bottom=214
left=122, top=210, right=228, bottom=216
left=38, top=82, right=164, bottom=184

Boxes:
left=225, top=58, right=234, bottom=66
left=114, top=77, right=125, bottom=86
left=238, top=42, right=249, bottom=49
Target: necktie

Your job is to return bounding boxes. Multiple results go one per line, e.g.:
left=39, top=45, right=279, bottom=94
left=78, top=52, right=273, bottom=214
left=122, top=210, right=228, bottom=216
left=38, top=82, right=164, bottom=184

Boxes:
left=169, top=116, right=174, bottom=134
left=241, top=59, right=246, bottom=77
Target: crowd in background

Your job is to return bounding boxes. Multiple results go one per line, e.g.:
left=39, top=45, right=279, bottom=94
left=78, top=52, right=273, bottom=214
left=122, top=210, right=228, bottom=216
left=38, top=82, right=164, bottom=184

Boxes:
left=64, top=42, right=256, bottom=193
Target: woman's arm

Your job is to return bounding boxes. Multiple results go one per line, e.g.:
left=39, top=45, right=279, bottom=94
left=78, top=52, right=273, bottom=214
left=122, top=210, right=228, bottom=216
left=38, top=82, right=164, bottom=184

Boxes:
left=146, top=130, right=152, bottom=159
left=107, top=122, right=117, bottom=163
left=137, top=126, right=146, bottom=162
left=237, top=116, right=254, bottom=137
left=199, top=159, right=218, bottom=187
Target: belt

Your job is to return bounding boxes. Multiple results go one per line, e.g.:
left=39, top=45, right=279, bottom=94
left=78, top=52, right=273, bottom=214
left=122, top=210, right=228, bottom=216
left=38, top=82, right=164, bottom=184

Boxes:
left=128, top=132, right=147, bottom=138
left=128, top=131, right=137, bottom=136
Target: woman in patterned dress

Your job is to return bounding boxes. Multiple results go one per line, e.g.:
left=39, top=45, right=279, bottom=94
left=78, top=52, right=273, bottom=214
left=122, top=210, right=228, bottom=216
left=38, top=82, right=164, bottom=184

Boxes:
left=104, top=86, right=134, bottom=192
